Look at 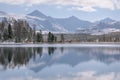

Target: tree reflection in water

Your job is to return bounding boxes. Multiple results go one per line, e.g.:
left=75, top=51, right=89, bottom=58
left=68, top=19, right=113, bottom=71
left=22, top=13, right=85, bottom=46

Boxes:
left=0, top=47, right=120, bottom=70
left=0, top=47, right=43, bottom=69
left=48, top=47, right=56, bottom=55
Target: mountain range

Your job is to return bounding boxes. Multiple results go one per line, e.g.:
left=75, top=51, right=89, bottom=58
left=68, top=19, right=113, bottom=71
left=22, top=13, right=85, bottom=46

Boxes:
left=0, top=10, right=120, bottom=34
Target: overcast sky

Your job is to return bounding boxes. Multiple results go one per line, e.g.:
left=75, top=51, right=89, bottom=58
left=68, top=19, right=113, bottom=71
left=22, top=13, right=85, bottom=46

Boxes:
left=0, top=0, right=120, bottom=22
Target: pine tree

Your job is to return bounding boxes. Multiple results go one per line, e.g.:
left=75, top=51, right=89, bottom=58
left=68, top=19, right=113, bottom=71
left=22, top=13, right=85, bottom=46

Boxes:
left=38, top=30, right=43, bottom=42
left=33, top=26, right=36, bottom=43
left=61, top=34, right=64, bottom=42
left=14, top=21, right=22, bottom=42
left=47, top=32, right=56, bottom=42
left=36, top=33, right=41, bottom=42
left=3, top=28, right=8, bottom=40
left=8, top=24, right=12, bottom=39
left=48, top=32, right=52, bottom=42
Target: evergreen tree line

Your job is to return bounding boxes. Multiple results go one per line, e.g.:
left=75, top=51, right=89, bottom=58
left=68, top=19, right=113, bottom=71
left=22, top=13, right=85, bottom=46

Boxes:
left=0, top=20, right=33, bottom=42
left=0, top=20, right=57, bottom=43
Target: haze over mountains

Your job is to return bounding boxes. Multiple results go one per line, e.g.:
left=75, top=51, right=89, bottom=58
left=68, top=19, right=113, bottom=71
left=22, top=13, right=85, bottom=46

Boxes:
left=0, top=10, right=120, bottom=34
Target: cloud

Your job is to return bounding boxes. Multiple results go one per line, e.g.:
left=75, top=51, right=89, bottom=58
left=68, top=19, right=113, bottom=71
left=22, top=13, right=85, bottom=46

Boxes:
left=2, top=71, right=120, bottom=80
left=56, top=6, right=62, bottom=9
left=114, top=0, right=120, bottom=9
left=7, top=77, right=43, bottom=80
left=70, top=6, right=96, bottom=12
left=0, top=0, right=120, bottom=12
left=0, top=0, right=25, bottom=5
left=25, top=8, right=29, bottom=11
left=55, top=71, right=120, bottom=80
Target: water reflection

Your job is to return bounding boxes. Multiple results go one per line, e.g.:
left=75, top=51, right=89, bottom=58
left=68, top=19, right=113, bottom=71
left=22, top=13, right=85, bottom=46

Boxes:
left=0, top=47, right=120, bottom=69
left=0, top=47, right=43, bottom=69
left=48, top=47, right=56, bottom=55
left=0, top=47, right=120, bottom=80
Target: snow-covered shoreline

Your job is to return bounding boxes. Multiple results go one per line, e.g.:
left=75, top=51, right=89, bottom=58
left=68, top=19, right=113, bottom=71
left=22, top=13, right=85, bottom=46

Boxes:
left=0, top=42, right=120, bottom=47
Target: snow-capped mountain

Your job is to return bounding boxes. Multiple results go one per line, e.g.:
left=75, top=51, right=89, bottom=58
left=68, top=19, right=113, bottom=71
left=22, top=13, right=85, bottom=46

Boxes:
left=52, top=16, right=93, bottom=31
left=27, top=10, right=68, bottom=32
left=0, top=10, right=120, bottom=34
left=95, top=18, right=116, bottom=24
left=77, top=17, right=120, bottom=34
left=27, top=10, right=94, bottom=32
left=91, top=18, right=120, bottom=34
left=27, top=10, right=47, bottom=19
left=27, top=10, right=120, bottom=34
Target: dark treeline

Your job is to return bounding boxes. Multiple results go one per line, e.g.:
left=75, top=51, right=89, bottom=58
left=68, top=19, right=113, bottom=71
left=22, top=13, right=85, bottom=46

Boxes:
left=0, top=18, right=57, bottom=43
left=0, top=18, right=33, bottom=43
left=53, top=32, right=120, bottom=43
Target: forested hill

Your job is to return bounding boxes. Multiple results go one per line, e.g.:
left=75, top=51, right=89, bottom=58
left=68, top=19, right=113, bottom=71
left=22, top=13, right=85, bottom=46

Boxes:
left=0, top=17, right=33, bottom=42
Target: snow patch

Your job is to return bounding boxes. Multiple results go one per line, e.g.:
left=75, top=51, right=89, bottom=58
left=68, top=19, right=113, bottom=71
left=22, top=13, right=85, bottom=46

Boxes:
left=52, top=23, right=68, bottom=32
left=91, top=28, right=120, bottom=35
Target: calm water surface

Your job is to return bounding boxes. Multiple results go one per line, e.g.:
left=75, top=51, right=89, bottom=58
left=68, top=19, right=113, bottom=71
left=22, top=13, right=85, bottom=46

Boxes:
left=0, top=46, right=120, bottom=80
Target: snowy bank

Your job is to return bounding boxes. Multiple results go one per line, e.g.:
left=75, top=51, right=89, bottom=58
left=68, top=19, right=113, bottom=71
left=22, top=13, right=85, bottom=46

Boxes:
left=0, top=42, right=120, bottom=47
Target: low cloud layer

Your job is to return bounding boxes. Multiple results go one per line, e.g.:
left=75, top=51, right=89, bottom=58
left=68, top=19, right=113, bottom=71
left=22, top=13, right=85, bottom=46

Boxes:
left=2, top=71, right=120, bottom=80
left=0, top=0, right=120, bottom=12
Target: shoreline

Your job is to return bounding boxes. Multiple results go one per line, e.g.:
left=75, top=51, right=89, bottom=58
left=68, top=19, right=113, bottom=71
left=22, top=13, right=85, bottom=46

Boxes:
left=0, top=42, right=120, bottom=47
left=0, top=42, right=120, bottom=45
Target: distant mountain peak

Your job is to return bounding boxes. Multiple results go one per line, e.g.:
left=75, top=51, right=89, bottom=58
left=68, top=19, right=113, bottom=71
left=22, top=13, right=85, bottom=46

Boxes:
left=102, top=17, right=114, bottom=21
left=0, top=11, right=7, bottom=16
left=69, top=16, right=78, bottom=19
left=33, top=10, right=40, bottom=13
left=28, top=10, right=47, bottom=18
left=100, top=17, right=116, bottom=23
left=70, top=15, right=76, bottom=18
left=104, top=17, right=112, bottom=20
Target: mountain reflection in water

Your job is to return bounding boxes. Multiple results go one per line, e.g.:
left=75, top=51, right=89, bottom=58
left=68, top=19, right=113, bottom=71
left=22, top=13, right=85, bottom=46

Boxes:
left=0, top=47, right=120, bottom=80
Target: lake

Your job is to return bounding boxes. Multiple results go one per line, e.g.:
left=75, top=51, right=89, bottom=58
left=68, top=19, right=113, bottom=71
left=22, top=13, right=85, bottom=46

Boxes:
left=0, top=44, right=120, bottom=80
